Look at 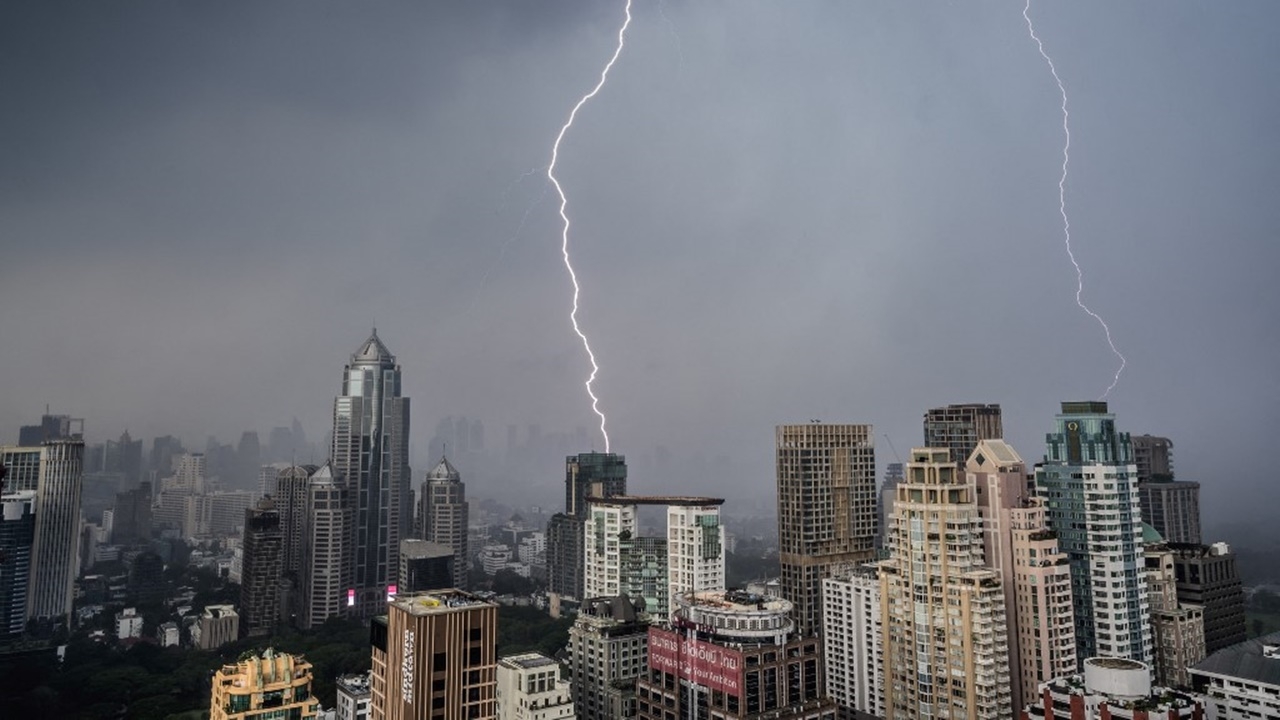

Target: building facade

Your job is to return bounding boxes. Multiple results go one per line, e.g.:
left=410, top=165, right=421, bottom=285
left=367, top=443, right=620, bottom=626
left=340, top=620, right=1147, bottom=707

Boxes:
left=300, top=463, right=350, bottom=628
left=968, top=439, right=1077, bottom=711
left=568, top=596, right=649, bottom=720
left=1036, top=401, right=1152, bottom=665
left=923, top=403, right=1004, bottom=466
left=418, top=456, right=468, bottom=590
left=1168, top=541, right=1247, bottom=654
left=1190, top=631, right=1280, bottom=719
left=1129, top=435, right=1173, bottom=482
left=398, top=539, right=455, bottom=594
left=240, top=498, right=284, bottom=637
left=880, top=448, right=1012, bottom=720
left=776, top=423, right=877, bottom=637
left=548, top=453, right=627, bottom=603
left=497, top=653, right=577, bottom=720
left=370, top=589, right=498, bottom=720
left=636, top=590, right=836, bottom=720
left=197, top=604, right=240, bottom=650
left=821, top=565, right=883, bottom=718
left=336, top=673, right=372, bottom=720
left=1, top=437, right=85, bottom=624
left=209, top=647, right=319, bottom=720
left=331, top=330, right=411, bottom=619
left=0, top=491, right=36, bottom=638
left=1139, top=480, right=1201, bottom=545
left=1144, top=538, right=1205, bottom=689
left=1020, top=657, right=1201, bottom=720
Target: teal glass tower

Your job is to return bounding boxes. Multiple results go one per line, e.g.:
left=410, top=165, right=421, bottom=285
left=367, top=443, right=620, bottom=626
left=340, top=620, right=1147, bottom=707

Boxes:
left=1036, top=401, right=1152, bottom=665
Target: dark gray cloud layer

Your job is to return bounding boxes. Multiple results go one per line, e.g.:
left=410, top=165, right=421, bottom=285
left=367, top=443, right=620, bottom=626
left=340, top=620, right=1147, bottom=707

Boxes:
left=2, top=1, right=1277, bottom=522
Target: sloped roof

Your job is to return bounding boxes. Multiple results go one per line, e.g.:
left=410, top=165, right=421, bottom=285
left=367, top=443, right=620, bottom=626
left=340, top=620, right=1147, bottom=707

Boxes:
left=1193, top=630, right=1280, bottom=687
left=427, top=456, right=460, bottom=480
left=352, top=328, right=394, bottom=364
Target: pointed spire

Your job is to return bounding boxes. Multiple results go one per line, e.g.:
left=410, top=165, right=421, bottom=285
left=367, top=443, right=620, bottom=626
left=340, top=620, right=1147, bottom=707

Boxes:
left=351, top=328, right=394, bottom=364
left=427, top=455, right=460, bottom=481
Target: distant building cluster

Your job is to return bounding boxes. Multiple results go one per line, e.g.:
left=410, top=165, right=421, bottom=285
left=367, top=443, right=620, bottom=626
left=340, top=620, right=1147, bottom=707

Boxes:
left=5, top=339, right=1273, bottom=720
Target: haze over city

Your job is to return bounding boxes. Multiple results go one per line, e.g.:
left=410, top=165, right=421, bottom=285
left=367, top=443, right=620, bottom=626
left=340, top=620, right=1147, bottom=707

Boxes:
left=3, top=0, right=1278, bottom=527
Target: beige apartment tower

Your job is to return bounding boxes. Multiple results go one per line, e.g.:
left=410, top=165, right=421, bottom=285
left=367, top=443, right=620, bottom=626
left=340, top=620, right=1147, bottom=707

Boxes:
left=209, top=647, right=319, bottom=720
left=880, top=448, right=1012, bottom=720
left=967, top=440, right=1076, bottom=711
left=775, top=423, right=877, bottom=636
left=370, top=589, right=498, bottom=720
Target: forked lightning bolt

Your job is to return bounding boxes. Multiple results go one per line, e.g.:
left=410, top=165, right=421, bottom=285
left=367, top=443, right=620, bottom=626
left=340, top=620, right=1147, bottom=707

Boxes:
left=1023, top=0, right=1126, bottom=399
left=548, top=0, right=633, bottom=452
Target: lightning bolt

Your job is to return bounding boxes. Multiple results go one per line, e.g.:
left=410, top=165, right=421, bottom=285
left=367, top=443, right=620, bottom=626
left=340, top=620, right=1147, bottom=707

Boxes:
left=1024, top=0, right=1126, bottom=399
left=548, top=0, right=633, bottom=452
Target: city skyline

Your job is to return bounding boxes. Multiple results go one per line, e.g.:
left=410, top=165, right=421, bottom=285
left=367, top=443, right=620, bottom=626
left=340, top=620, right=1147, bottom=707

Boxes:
left=2, top=1, right=1279, bottom=532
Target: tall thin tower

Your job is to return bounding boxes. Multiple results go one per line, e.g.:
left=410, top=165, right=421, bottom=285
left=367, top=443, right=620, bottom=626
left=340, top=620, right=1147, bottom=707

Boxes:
left=417, top=456, right=468, bottom=590
left=331, top=329, right=410, bottom=618
left=775, top=423, right=877, bottom=636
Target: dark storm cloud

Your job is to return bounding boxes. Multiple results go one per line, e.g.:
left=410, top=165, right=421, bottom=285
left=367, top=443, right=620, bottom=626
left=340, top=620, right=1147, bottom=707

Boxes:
left=2, top=1, right=1278, bottom=527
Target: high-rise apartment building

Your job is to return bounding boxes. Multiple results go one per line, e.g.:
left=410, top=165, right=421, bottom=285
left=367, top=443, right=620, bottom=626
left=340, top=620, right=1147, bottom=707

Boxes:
left=637, top=590, right=836, bottom=720
left=569, top=596, right=650, bottom=720
left=1130, top=435, right=1173, bottom=482
left=775, top=423, right=877, bottom=637
left=166, top=452, right=206, bottom=494
left=968, top=440, right=1076, bottom=711
left=923, top=403, right=1003, bottom=466
left=17, top=413, right=76, bottom=446
left=197, top=604, right=240, bottom=650
left=583, top=496, right=724, bottom=618
left=209, top=647, right=319, bottom=720
left=336, top=673, right=372, bottom=720
left=821, top=564, right=883, bottom=719
left=1169, top=541, right=1247, bottom=654
left=875, top=462, right=904, bottom=553
left=880, top=448, right=1012, bottom=720
left=331, top=330, right=410, bottom=618
left=1139, top=481, right=1201, bottom=546
left=111, top=481, right=153, bottom=545
left=418, top=456, right=468, bottom=590
left=0, top=491, right=36, bottom=638
left=497, top=653, right=577, bottom=720
left=548, top=453, right=626, bottom=602
left=369, top=589, right=498, bottom=720
left=275, top=465, right=316, bottom=577
left=240, top=498, right=284, bottom=637
left=300, top=464, right=350, bottom=628
left=398, top=539, right=455, bottom=593
left=1144, top=537, right=1205, bottom=689
left=1, top=437, right=85, bottom=624
left=1036, top=401, right=1152, bottom=665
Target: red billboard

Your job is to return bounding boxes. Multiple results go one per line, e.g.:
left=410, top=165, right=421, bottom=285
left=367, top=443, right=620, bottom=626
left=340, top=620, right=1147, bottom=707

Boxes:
left=648, top=627, right=744, bottom=695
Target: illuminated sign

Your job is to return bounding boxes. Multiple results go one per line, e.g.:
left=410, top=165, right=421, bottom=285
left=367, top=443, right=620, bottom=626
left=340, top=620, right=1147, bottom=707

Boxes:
left=347, top=589, right=356, bottom=607
left=648, top=627, right=743, bottom=695
left=387, top=584, right=398, bottom=601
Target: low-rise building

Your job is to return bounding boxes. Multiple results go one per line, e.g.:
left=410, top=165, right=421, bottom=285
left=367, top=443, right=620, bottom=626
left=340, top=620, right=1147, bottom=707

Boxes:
left=821, top=565, right=882, bottom=718
left=115, top=606, right=144, bottom=640
left=497, top=652, right=576, bottom=720
left=197, top=604, right=239, bottom=650
left=158, top=621, right=180, bottom=647
left=335, top=672, right=371, bottom=720
left=1021, top=657, right=1202, bottom=720
left=1190, top=630, right=1280, bottom=719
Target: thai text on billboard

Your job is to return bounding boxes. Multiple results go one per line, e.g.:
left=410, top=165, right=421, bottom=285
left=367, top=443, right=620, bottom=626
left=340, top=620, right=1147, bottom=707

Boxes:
left=648, top=627, right=743, bottom=695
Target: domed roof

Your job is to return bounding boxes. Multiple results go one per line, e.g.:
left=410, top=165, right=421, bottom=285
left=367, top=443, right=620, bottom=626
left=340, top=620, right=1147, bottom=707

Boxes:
left=1141, top=522, right=1165, bottom=545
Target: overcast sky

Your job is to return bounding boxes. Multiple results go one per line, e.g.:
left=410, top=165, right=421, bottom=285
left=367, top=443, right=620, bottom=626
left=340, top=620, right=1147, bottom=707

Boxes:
left=2, top=1, right=1277, bottom=526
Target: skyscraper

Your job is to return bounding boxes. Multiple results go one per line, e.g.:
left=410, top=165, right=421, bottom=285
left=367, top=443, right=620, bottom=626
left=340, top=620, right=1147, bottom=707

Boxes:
left=0, top=491, right=36, bottom=639
left=1036, top=401, right=1152, bottom=665
left=1130, top=435, right=1174, bottom=482
left=370, top=589, right=498, bottom=720
left=1, top=437, right=85, bottom=625
left=275, top=464, right=317, bottom=577
left=240, top=498, right=284, bottom=637
left=880, top=448, right=1012, bottom=720
left=967, top=439, right=1076, bottom=711
left=300, top=463, right=350, bottom=628
left=775, top=423, right=877, bottom=636
left=547, top=453, right=626, bottom=602
left=331, top=329, right=410, bottom=618
left=922, top=403, right=1003, bottom=465
left=417, top=456, right=468, bottom=590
